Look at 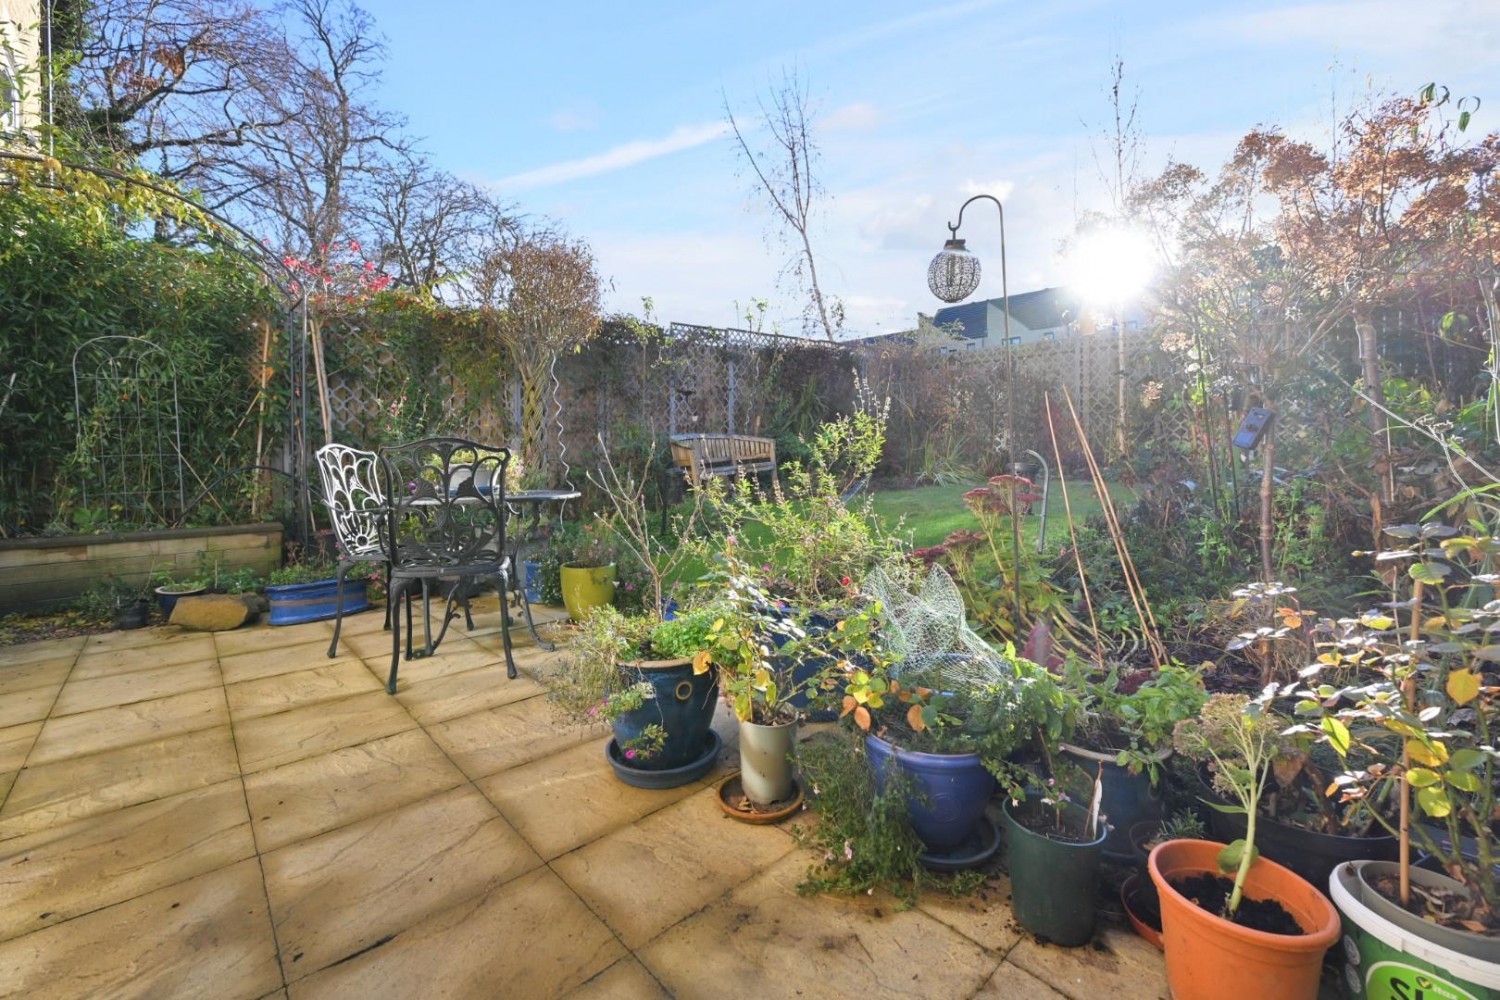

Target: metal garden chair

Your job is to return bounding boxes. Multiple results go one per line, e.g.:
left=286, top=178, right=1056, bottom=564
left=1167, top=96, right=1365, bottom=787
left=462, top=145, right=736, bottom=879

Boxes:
left=314, top=443, right=392, bottom=660
left=378, top=437, right=518, bottom=692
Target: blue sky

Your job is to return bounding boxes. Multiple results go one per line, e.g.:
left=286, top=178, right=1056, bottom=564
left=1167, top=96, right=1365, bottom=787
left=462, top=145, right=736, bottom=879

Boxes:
left=352, top=0, right=1497, bottom=337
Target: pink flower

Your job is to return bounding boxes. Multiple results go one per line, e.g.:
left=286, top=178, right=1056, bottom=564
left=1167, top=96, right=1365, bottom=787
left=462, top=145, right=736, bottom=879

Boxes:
left=364, top=261, right=375, bottom=271
left=349, top=239, right=361, bottom=252
left=624, top=748, right=636, bottom=760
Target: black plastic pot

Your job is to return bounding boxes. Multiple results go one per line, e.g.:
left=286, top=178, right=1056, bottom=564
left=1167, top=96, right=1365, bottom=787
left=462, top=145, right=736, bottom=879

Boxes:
left=113, top=598, right=150, bottom=630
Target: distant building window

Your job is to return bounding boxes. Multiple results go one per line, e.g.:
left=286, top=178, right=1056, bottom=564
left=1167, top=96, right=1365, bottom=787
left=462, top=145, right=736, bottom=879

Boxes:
left=1127, top=320, right=1139, bottom=331
left=1007, top=337, right=1022, bottom=345
left=1043, top=332, right=1056, bottom=341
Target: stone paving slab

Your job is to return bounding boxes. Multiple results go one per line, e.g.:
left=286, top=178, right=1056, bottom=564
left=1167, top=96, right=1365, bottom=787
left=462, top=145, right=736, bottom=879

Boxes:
left=0, top=595, right=1169, bottom=998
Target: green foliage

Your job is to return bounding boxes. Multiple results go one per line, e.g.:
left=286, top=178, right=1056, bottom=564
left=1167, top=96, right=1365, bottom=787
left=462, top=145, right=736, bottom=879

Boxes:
left=1066, top=661, right=1208, bottom=782
left=0, top=167, right=276, bottom=534
left=1284, top=523, right=1500, bottom=928
left=1173, top=693, right=1289, bottom=917
left=706, top=403, right=900, bottom=608
left=791, top=732, right=944, bottom=906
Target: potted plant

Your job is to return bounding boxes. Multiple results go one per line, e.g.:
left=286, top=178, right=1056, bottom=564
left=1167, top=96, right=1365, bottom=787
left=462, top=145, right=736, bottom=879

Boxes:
left=264, top=545, right=370, bottom=626
left=548, top=444, right=723, bottom=788
left=1198, top=581, right=1403, bottom=895
left=842, top=634, right=1077, bottom=858
left=1291, top=524, right=1500, bottom=997
left=1002, top=764, right=1109, bottom=947
left=698, top=548, right=843, bottom=819
left=550, top=521, right=619, bottom=622
left=151, top=568, right=208, bottom=620
left=1150, top=693, right=1341, bottom=1000
left=550, top=603, right=723, bottom=788
left=1060, top=660, right=1208, bottom=863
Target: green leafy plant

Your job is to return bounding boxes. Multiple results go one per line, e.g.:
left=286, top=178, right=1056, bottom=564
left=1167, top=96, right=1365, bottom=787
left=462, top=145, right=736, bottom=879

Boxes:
left=1172, top=693, right=1290, bottom=918
left=1065, top=661, right=1208, bottom=783
left=705, top=402, right=899, bottom=610
left=1287, top=522, right=1500, bottom=932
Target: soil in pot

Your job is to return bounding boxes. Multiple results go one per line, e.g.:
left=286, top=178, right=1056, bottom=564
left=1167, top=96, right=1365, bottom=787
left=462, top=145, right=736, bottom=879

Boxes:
left=1169, top=872, right=1303, bottom=935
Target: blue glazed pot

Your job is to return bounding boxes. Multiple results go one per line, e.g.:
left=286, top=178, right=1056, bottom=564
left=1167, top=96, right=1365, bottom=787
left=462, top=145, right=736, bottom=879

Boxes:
left=610, top=656, right=720, bottom=776
left=865, top=733, right=997, bottom=852
left=266, top=578, right=370, bottom=626
left=522, top=560, right=543, bottom=604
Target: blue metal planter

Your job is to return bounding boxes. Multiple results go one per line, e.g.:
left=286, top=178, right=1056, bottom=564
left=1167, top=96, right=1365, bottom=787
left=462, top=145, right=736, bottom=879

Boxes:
left=266, top=578, right=370, bottom=626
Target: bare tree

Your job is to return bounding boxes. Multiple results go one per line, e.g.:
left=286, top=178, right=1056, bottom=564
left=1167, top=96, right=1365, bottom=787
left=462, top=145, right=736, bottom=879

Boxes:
left=360, top=155, right=518, bottom=293
left=225, top=0, right=408, bottom=267
left=725, top=68, right=843, bottom=341
left=65, top=0, right=298, bottom=204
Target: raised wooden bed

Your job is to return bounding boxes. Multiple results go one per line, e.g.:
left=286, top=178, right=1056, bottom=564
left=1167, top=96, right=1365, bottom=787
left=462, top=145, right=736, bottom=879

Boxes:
left=0, top=524, right=283, bottom=614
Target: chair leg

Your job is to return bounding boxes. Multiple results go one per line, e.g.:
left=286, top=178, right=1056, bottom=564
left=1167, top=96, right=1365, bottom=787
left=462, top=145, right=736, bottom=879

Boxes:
left=388, top=579, right=415, bottom=694
left=328, top=563, right=349, bottom=659
left=496, top=575, right=518, bottom=680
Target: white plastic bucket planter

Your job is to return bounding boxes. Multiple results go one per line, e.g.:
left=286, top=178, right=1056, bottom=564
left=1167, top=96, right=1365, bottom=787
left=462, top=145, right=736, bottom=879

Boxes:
left=1329, top=861, right=1500, bottom=1000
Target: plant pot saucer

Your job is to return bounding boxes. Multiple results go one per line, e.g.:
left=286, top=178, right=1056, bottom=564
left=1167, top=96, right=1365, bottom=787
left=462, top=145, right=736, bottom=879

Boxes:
left=716, top=773, right=805, bottom=824
left=919, top=812, right=1001, bottom=872
left=1121, top=872, right=1164, bottom=950
left=606, top=730, right=721, bottom=789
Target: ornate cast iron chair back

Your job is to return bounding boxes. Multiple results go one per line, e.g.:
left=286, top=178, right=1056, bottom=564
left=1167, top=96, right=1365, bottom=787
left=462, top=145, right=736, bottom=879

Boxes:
left=314, top=443, right=391, bottom=658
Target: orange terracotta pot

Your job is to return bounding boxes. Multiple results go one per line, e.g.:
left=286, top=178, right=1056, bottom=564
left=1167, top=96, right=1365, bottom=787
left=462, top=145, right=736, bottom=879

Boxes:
left=1147, top=839, right=1340, bottom=1000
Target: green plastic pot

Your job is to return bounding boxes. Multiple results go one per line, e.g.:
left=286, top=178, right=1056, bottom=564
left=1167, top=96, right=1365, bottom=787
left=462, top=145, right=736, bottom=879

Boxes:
left=559, top=562, right=616, bottom=622
left=1003, top=797, right=1108, bottom=946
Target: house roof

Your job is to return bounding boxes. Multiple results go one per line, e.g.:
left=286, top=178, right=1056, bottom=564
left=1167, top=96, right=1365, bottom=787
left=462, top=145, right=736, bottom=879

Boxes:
left=928, top=301, right=991, bottom=340
left=932, top=286, right=1083, bottom=338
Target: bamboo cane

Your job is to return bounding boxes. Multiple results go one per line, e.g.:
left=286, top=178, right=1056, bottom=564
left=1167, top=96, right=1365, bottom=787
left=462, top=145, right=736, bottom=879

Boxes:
left=1045, top=392, right=1105, bottom=663
left=1062, top=387, right=1166, bottom=667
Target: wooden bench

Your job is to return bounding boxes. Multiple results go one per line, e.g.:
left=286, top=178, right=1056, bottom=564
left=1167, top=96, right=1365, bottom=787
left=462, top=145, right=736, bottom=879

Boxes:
left=669, top=433, right=779, bottom=491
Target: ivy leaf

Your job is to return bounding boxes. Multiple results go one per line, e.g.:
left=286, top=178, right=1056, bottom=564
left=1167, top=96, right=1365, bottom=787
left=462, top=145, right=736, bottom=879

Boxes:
left=853, top=705, right=871, bottom=731
left=1446, top=770, right=1483, bottom=793
left=1446, top=668, right=1481, bottom=706
left=907, top=704, right=927, bottom=732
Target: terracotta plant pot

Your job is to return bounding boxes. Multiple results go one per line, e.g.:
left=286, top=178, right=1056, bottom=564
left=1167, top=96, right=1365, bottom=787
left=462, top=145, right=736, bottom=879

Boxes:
left=1148, top=839, right=1340, bottom=1000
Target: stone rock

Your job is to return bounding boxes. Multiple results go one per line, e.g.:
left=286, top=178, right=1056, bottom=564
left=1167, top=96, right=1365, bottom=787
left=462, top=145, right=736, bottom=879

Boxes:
left=170, top=593, right=262, bottom=631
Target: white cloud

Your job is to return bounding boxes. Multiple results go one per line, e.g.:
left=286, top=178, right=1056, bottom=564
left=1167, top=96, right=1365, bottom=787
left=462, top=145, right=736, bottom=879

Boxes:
left=492, top=122, right=732, bottom=191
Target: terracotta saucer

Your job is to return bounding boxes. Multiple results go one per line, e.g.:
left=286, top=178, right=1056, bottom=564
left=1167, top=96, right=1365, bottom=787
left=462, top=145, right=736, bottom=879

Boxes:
left=716, top=772, right=805, bottom=824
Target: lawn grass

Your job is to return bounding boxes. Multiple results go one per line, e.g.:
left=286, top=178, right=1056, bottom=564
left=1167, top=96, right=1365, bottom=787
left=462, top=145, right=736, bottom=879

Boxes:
left=866, top=477, right=1135, bottom=555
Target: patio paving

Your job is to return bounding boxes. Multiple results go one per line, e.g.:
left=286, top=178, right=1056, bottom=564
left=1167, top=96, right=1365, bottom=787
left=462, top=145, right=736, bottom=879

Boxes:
left=0, top=596, right=1169, bottom=999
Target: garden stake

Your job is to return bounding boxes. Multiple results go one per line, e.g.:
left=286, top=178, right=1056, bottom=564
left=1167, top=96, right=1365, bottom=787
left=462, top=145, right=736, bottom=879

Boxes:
left=1044, top=391, right=1105, bottom=663
left=1400, top=578, right=1424, bottom=907
left=1062, top=387, right=1166, bottom=667
left=1086, top=762, right=1103, bottom=839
